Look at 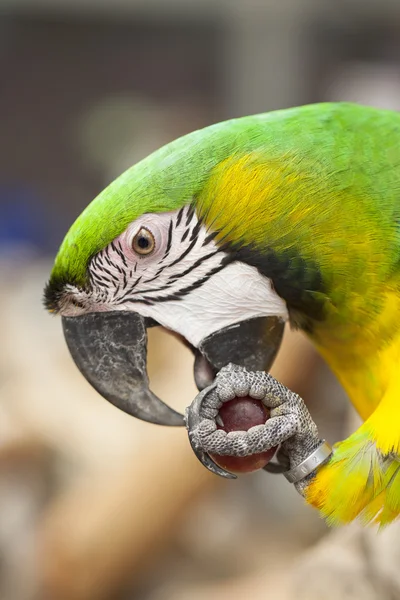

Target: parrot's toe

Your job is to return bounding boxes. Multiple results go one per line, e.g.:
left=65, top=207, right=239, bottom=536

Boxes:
left=185, top=363, right=330, bottom=481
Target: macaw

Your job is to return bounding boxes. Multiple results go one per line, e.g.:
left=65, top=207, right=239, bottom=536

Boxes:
left=44, top=102, right=400, bottom=526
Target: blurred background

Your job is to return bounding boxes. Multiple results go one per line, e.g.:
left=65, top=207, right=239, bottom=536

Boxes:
left=1, top=0, right=400, bottom=599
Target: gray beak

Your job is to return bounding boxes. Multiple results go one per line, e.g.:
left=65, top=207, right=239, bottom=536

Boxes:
left=62, top=312, right=284, bottom=428
left=195, top=316, right=284, bottom=389
left=62, top=312, right=184, bottom=426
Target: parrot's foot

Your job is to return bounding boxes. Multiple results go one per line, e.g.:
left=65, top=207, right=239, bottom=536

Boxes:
left=185, top=363, right=332, bottom=485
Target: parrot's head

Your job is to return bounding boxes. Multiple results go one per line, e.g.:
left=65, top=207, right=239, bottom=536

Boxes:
left=44, top=117, right=290, bottom=426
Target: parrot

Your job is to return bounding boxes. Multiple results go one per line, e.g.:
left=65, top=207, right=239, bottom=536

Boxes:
left=44, top=102, right=400, bottom=527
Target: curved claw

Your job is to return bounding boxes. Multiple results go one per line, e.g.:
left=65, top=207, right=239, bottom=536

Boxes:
left=263, top=461, right=287, bottom=474
left=263, top=448, right=290, bottom=474
left=190, top=446, right=237, bottom=480
left=263, top=460, right=289, bottom=475
left=185, top=385, right=237, bottom=480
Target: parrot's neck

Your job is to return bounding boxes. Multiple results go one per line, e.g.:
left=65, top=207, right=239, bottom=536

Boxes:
left=309, top=291, right=400, bottom=420
left=197, top=151, right=400, bottom=420
left=218, top=237, right=400, bottom=422
left=227, top=237, right=400, bottom=421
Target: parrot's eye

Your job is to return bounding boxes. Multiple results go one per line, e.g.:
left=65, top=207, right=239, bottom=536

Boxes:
left=132, top=227, right=155, bottom=256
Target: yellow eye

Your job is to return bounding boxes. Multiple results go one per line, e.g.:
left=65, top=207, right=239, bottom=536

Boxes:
left=132, top=227, right=155, bottom=255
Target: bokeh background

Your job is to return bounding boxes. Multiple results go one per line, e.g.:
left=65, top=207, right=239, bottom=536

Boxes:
left=1, top=1, right=400, bottom=599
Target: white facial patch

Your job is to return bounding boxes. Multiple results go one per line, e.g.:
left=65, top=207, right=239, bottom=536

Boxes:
left=131, top=261, right=288, bottom=347
left=62, top=205, right=289, bottom=346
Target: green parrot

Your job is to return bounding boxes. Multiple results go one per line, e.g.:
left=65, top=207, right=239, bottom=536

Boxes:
left=44, top=102, right=400, bottom=526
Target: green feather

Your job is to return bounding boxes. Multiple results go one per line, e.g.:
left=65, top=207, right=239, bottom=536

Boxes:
left=49, top=102, right=400, bottom=293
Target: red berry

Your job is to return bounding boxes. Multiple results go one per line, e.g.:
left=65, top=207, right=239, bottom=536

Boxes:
left=210, top=396, right=277, bottom=474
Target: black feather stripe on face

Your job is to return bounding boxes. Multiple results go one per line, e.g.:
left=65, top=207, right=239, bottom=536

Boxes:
left=81, top=204, right=229, bottom=310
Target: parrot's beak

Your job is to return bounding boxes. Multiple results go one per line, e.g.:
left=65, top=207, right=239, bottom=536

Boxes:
left=194, top=316, right=284, bottom=389
left=62, top=311, right=184, bottom=426
left=62, top=312, right=284, bottom=427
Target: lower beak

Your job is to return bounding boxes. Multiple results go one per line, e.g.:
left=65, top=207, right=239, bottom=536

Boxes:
left=195, top=316, right=284, bottom=389
left=62, top=312, right=284, bottom=427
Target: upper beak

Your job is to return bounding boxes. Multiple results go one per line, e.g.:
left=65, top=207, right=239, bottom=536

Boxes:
left=62, top=311, right=184, bottom=426
left=62, top=312, right=284, bottom=427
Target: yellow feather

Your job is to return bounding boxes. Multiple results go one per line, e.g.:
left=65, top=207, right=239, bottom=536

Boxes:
left=198, top=153, right=400, bottom=526
left=306, top=318, right=400, bottom=525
